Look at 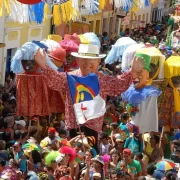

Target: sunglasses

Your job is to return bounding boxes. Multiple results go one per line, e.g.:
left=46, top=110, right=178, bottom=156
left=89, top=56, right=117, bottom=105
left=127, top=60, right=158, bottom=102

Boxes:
left=93, top=178, right=100, bottom=180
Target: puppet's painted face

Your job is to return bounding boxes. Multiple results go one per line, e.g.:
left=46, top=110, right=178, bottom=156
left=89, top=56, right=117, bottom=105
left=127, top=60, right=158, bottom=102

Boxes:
left=149, top=61, right=159, bottom=79
left=171, top=76, right=180, bottom=89
left=132, top=57, right=149, bottom=89
left=21, top=60, right=38, bottom=73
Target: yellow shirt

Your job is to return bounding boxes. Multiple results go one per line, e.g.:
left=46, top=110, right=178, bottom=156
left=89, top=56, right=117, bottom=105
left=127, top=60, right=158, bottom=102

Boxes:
left=143, top=142, right=154, bottom=164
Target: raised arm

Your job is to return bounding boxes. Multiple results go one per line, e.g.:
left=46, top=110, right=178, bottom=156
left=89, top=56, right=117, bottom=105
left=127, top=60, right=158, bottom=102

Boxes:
left=102, top=58, right=144, bottom=96
left=101, top=71, right=133, bottom=97
left=34, top=49, right=67, bottom=91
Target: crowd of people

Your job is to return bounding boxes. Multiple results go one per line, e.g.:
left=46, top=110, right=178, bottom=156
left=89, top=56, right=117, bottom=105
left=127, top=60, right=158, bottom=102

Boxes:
left=0, top=63, right=179, bottom=180
left=0, top=11, right=179, bottom=180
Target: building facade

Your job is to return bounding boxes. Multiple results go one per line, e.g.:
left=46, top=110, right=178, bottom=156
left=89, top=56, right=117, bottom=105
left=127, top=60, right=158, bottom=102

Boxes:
left=0, top=15, right=52, bottom=85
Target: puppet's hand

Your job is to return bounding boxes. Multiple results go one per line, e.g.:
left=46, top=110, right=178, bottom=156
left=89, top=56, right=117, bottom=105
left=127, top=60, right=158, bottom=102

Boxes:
left=34, top=48, right=47, bottom=69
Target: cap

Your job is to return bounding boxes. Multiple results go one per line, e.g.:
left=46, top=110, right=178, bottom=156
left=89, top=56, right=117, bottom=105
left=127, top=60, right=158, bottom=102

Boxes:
left=123, top=148, right=132, bottom=156
left=48, top=127, right=56, bottom=134
left=15, top=120, right=26, bottom=127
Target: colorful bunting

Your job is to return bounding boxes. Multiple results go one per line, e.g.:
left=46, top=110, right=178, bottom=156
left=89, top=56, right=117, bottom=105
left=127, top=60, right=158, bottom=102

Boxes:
left=0, top=0, right=156, bottom=24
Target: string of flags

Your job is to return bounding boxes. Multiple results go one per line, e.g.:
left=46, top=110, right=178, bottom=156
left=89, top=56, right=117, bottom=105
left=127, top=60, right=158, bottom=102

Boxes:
left=0, top=0, right=157, bottom=25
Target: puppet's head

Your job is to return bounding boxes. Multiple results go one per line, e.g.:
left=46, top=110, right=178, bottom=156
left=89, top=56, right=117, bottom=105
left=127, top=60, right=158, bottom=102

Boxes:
left=132, top=53, right=151, bottom=89
left=136, top=47, right=165, bottom=84
left=11, top=42, right=57, bottom=74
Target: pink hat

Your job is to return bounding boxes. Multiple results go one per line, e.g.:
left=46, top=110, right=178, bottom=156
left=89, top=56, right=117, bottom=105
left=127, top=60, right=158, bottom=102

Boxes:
left=59, top=40, right=79, bottom=54
left=64, top=33, right=80, bottom=45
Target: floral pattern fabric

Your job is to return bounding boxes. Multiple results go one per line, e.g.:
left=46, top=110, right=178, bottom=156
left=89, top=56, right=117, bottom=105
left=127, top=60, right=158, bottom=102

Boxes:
left=16, top=74, right=50, bottom=116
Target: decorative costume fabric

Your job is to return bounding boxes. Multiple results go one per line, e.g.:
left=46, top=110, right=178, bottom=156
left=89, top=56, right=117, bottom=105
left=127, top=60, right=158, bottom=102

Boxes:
left=42, top=66, right=133, bottom=132
left=41, top=39, right=60, bottom=53
left=16, top=74, right=50, bottom=116
left=158, top=87, right=180, bottom=128
left=164, top=56, right=180, bottom=112
left=11, top=42, right=58, bottom=116
left=131, top=96, right=159, bottom=133
left=121, top=43, right=145, bottom=72
left=121, top=85, right=161, bottom=107
left=105, top=37, right=137, bottom=64
left=11, top=42, right=58, bottom=73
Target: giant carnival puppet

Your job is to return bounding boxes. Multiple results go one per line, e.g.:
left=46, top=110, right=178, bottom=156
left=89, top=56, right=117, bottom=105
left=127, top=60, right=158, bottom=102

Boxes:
left=11, top=42, right=58, bottom=116
left=121, top=47, right=165, bottom=133
left=166, top=0, right=180, bottom=46
left=34, top=33, right=144, bottom=151
left=105, top=36, right=165, bottom=133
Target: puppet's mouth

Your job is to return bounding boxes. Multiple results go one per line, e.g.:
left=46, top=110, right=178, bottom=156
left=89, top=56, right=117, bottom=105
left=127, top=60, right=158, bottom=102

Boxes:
left=133, top=78, right=140, bottom=87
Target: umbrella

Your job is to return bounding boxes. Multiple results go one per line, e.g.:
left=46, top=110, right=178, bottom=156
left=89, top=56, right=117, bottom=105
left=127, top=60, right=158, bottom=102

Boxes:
left=156, top=160, right=175, bottom=171
left=105, top=37, right=137, bottom=64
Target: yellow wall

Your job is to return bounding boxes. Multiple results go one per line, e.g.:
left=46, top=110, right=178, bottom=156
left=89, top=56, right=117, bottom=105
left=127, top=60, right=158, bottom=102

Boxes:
left=85, top=13, right=102, bottom=34
left=5, top=18, right=51, bottom=46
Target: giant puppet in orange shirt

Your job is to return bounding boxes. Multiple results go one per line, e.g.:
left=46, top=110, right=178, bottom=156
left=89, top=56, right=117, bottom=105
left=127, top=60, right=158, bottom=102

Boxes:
left=11, top=42, right=58, bottom=116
